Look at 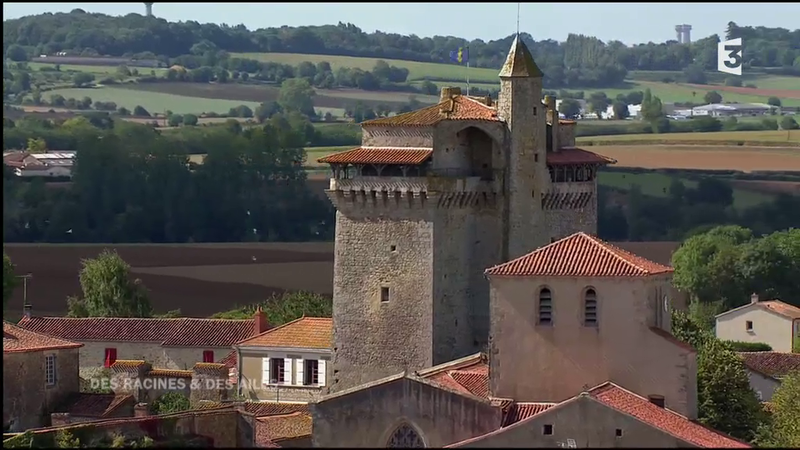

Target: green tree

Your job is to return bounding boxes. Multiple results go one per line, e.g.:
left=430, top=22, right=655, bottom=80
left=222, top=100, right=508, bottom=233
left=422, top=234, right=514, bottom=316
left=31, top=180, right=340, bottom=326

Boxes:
left=167, top=114, right=184, bottom=127
left=27, top=137, right=48, bottom=153
left=133, top=105, right=150, bottom=117
left=6, top=44, right=28, bottom=62
left=72, top=72, right=95, bottom=87
left=641, top=89, right=664, bottom=121
left=612, top=100, right=629, bottom=119
left=151, top=392, right=191, bottom=415
left=211, top=291, right=331, bottom=325
left=277, top=78, right=316, bottom=119
left=756, top=371, right=800, bottom=446
left=3, top=253, right=18, bottom=309
left=559, top=98, right=582, bottom=119
left=183, top=114, right=198, bottom=126
left=696, top=337, right=765, bottom=441
left=766, top=96, right=781, bottom=107
left=56, top=430, right=81, bottom=448
left=704, top=90, right=723, bottom=104
left=67, top=250, right=152, bottom=318
left=780, top=115, right=799, bottom=130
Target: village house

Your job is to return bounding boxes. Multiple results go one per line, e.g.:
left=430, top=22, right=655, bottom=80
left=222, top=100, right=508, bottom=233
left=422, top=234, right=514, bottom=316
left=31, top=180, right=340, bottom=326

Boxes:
left=17, top=306, right=268, bottom=378
left=3, top=321, right=83, bottom=431
left=737, top=351, right=800, bottom=402
left=715, top=295, right=800, bottom=353
left=234, top=316, right=333, bottom=403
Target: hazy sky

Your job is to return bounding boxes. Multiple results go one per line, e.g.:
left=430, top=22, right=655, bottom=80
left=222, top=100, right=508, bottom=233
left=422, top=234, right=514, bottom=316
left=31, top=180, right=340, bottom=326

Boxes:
left=3, top=3, right=797, bottom=44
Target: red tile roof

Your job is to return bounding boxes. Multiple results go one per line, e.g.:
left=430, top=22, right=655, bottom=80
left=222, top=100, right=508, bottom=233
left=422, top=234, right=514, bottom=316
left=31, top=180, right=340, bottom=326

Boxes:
left=17, top=316, right=257, bottom=348
left=362, top=95, right=500, bottom=127
left=485, top=232, right=674, bottom=277
left=419, top=353, right=490, bottom=399
left=147, top=368, right=193, bottom=378
left=759, top=300, right=800, bottom=320
left=589, top=382, right=750, bottom=448
left=317, top=147, right=432, bottom=165
left=237, top=317, right=332, bottom=350
left=254, top=412, right=312, bottom=447
left=738, top=352, right=800, bottom=380
left=241, top=402, right=309, bottom=417
left=547, top=148, right=617, bottom=166
left=56, top=393, right=135, bottom=418
left=501, top=402, right=556, bottom=426
left=218, top=350, right=238, bottom=369
left=3, top=321, right=83, bottom=353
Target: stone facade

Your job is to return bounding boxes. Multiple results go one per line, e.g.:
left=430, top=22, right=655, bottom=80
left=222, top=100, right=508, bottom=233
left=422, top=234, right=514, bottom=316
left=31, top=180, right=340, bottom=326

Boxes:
left=325, top=39, right=602, bottom=394
left=3, top=347, right=81, bottom=431
left=488, top=274, right=697, bottom=418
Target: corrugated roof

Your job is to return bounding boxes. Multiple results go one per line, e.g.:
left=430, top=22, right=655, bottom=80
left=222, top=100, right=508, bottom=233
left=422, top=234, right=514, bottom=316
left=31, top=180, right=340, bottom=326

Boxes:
left=547, top=148, right=617, bottom=166
left=485, top=232, right=674, bottom=277
left=3, top=321, right=83, bottom=353
left=362, top=95, right=500, bottom=127
left=17, top=316, right=257, bottom=348
left=236, top=317, right=332, bottom=350
left=318, top=147, right=432, bottom=165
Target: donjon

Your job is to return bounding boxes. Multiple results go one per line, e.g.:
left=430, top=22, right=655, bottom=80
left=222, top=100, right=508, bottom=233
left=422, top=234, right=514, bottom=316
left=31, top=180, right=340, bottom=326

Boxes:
left=319, top=37, right=616, bottom=393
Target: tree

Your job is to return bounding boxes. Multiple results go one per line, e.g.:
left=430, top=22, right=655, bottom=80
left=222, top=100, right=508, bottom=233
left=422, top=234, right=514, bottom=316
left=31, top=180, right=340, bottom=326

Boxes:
left=767, top=97, right=781, bottom=107
left=780, top=115, right=799, bottom=130
left=211, top=291, right=331, bottom=325
left=683, top=64, right=707, bottom=84
left=183, top=113, right=198, bottom=126
left=151, top=392, right=190, bottom=414
left=67, top=250, right=152, bottom=318
left=6, top=44, right=28, bottom=62
left=559, top=98, right=582, bottom=119
left=27, top=137, right=48, bottom=153
left=641, top=89, right=664, bottom=121
left=254, top=101, right=283, bottom=123
left=277, top=78, right=316, bottom=118
left=697, top=337, right=765, bottom=441
left=612, top=100, right=630, bottom=120
left=756, top=371, right=800, bottom=447
left=3, top=253, right=18, bottom=309
left=704, top=90, right=723, bottom=104
left=133, top=105, right=150, bottom=117
left=167, top=114, right=184, bottom=127
left=72, top=72, right=95, bottom=87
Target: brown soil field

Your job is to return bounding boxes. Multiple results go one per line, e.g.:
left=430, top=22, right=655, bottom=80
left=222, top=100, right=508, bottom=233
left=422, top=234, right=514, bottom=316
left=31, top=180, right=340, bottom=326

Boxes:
left=594, top=145, right=800, bottom=172
left=728, top=180, right=800, bottom=195
left=684, top=83, right=800, bottom=100
left=117, top=83, right=436, bottom=109
left=2, top=240, right=678, bottom=320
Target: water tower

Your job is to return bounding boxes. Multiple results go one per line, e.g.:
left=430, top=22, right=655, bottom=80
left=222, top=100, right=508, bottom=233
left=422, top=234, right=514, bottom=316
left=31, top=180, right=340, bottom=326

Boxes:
left=674, top=24, right=692, bottom=44
left=144, top=3, right=154, bottom=17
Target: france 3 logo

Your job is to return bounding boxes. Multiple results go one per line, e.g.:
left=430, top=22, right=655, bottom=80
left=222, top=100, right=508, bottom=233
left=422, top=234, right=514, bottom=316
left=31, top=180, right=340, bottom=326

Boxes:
left=718, top=38, right=743, bottom=76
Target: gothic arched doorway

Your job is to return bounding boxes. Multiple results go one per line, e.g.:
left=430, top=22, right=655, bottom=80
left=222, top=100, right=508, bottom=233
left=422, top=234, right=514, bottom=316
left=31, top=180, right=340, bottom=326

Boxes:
left=386, top=423, right=425, bottom=448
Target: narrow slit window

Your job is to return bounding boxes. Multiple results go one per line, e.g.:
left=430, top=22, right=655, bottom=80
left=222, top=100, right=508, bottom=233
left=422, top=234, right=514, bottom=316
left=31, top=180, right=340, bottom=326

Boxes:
left=584, top=289, right=598, bottom=327
left=539, top=288, right=552, bottom=325
left=381, top=287, right=390, bottom=302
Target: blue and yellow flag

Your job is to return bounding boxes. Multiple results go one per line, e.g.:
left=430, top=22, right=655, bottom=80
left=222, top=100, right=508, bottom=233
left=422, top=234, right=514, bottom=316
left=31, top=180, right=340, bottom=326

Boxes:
left=449, top=47, right=469, bottom=64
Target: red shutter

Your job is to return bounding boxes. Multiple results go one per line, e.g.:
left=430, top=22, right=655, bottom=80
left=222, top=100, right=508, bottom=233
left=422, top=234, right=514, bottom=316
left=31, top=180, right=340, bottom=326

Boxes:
left=203, top=350, right=214, bottom=363
left=104, top=348, right=117, bottom=368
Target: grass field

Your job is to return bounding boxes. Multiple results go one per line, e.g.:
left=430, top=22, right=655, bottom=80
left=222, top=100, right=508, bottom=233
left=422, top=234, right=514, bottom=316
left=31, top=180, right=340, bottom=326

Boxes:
left=29, top=61, right=169, bottom=77
left=42, top=86, right=345, bottom=116
left=577, top=130, right=800, bottom=144
left=2, top=240, right=677, bottom=319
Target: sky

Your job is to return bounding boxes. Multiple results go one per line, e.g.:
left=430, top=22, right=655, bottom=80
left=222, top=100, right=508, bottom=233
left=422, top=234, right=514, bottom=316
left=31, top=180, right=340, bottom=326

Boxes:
left=3, top=3, right=798, bottom=45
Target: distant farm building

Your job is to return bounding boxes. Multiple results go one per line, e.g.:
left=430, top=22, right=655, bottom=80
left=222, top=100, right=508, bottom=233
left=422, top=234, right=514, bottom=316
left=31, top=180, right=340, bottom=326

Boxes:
left=692, top=103, right=773, bottom=117
left=3, top=151, right=76, bottom=179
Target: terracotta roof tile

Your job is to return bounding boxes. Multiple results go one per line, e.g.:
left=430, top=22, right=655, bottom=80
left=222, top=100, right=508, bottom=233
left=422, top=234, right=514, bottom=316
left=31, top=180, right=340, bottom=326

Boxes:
left=738, top=352, right=800, bottom=380
left=241, top=402, right=309, bottom=417
left=17, top=316, right=257, bottom=348
left=3, top=321, right=83, bottom=353
left=547, top=148, right=617, bottom=166
left=237, top=317, right=332, bottom=350
left=147, top=368, right=193, bottom=378
left=362, top=95, right=500, bottom=127
left=589, top=383, right=750, bottom=448
left=318, top=147, right=432, bottom=165
left=501, top=402, right=556, bottom=426
left=421, top=354, right=490, bottom=398
left=759, top=300, right=800, bottom=319
left=485, top=232, right=674, bottom=277
left=218, top=350, right=238, bottom=369
left=255, top=412, right=312, bottom=446
left=56, top=393, right=135, bottom=418
left=110, top=360, right=147, bottom=371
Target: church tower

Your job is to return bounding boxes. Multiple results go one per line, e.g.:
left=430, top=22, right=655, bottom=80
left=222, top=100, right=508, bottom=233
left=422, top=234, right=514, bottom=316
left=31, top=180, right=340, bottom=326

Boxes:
left=496, top=36, right=549, bottom=258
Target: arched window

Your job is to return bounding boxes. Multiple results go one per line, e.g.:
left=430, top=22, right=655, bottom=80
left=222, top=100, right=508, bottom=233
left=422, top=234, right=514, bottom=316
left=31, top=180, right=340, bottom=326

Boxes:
left=387, top=424, right=425, bottom=448
left=539, top=288, right=553, bottom=325
left=584, top=289, right=598, bottom=327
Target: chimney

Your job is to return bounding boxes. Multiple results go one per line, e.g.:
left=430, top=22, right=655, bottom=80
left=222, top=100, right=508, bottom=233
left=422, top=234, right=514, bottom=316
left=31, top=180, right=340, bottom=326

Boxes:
left=134, top=403, right=150, bottom=418
left=23, top=303, right=32, bottom=320
left=750, top=293, right=759, bottom=304
left=254, top=306, right=269, bottom=335
left=439, top=87, right=462, bottom=103
left=545, top=95, right=559, bottom=152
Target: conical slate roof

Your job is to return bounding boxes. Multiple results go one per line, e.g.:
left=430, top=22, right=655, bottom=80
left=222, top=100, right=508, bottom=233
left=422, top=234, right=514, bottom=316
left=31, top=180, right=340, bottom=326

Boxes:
left=499, top=35, right=543, bottom=78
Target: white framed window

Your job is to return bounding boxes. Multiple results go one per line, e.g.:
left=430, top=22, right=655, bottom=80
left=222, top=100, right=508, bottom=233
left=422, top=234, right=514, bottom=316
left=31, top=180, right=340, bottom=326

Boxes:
left=45, top=355, right=57, bottom=386
left=304, top=359, right=319, bottom=385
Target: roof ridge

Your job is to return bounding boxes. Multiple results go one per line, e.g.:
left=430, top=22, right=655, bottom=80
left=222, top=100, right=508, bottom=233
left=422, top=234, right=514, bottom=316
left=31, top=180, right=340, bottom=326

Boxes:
left=582, top=233, right=656, bottom=276
left=235, top=315, right=307, bottom=344
left=25, top=316, right=251, bottom=323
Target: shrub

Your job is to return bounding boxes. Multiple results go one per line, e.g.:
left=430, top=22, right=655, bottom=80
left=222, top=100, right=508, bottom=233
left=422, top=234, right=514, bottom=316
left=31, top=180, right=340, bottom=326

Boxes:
left=151, top=392, right=190, bottom=415
left=725, top=341, right=773, bottom=352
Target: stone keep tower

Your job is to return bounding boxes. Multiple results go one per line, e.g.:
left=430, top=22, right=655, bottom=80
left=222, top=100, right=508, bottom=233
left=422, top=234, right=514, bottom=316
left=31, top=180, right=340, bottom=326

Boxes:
left=320, top=37, right=593, bottom=393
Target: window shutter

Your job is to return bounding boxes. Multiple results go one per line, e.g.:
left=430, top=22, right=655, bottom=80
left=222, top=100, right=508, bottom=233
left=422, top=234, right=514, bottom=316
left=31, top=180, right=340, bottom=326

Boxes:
left=318, top=360, right=326, bottom=386
left=262, top=357, right=270, bottom=386
left=283, top=358, right=293, bottom=385
left=295, top=359, right=305, bottom=386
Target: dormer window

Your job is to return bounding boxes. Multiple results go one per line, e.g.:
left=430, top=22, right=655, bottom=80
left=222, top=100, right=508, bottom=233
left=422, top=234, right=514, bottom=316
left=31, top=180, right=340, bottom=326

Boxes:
left=584, top=289, right=598, bottom=327
left=539, top=288, right=552, bottom=325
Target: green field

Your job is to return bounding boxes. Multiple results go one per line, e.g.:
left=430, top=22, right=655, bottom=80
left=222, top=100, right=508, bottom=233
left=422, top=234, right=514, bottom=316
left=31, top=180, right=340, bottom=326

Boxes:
left=598, top=171, right=772, bottom=210
left=29, top=61, right=169, bottom=76
left=41, top=86, right=344, bottom=117
left=232, top=52, right=497, bottom=83
left=577, top=130, right=800, bottom=144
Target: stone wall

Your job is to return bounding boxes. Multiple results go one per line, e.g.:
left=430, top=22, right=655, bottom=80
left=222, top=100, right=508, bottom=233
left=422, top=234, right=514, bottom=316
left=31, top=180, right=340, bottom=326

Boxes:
left=78, top=342, right=233, bottom=379
left=3, top=347, right=80, bottom=431
left=109, top=362, right=229, bottom=408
